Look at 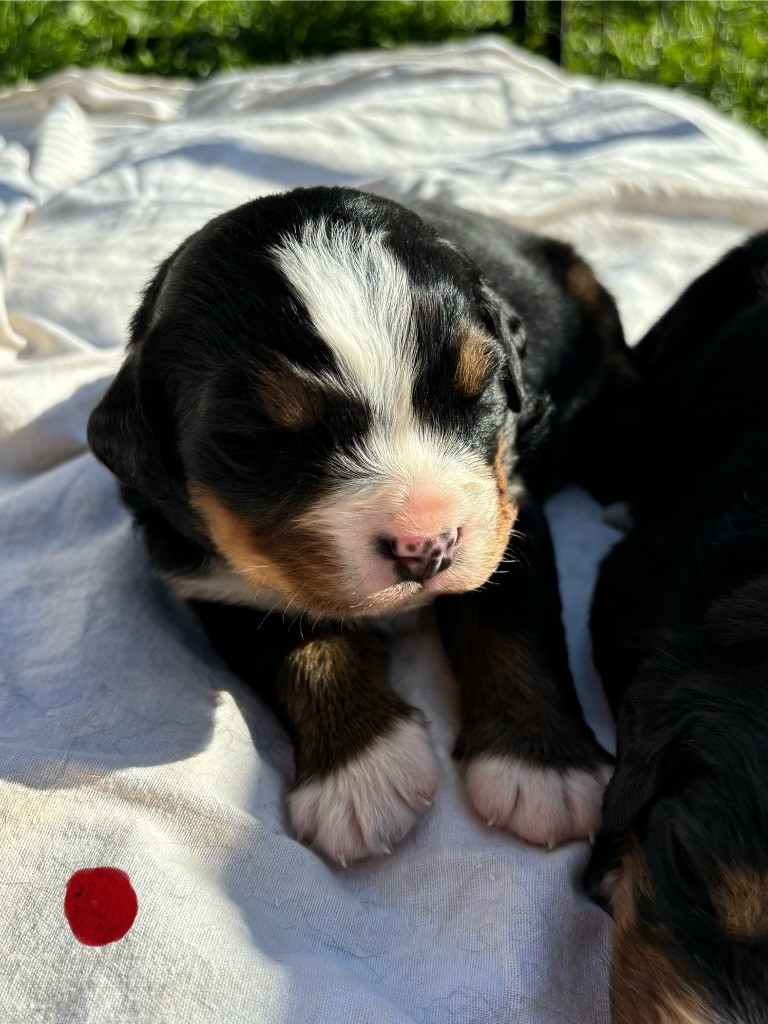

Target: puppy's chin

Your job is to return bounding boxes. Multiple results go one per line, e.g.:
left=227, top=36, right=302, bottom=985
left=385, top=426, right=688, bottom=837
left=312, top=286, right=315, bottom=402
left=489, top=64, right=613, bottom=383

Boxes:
left=239, top=556, right=501, bottom=623
left=333, top=580, right=432, bottom=620
left=343, top=574, right=472, bottom=620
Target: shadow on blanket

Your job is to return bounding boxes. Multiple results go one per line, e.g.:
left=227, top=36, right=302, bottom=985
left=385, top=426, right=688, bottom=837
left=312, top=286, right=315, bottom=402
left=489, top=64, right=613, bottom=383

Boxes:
left=0, top=385, right=295, bottom=792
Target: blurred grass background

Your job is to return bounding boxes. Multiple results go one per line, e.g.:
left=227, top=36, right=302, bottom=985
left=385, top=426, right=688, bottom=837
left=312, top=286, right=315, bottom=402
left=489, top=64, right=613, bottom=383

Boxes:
left=1, top=1, right=767, bottom=134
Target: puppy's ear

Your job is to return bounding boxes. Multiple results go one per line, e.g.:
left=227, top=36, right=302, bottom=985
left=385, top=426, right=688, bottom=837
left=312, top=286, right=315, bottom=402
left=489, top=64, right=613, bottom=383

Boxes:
left=583, top=743, right=669, bottom=914
left=478, top=283, right=527, bottom=413
left=87, top=353, right=173, bottom=500
left=88, top=247, right=188, bottom=499
left=585, top=720, right=693, bottom=908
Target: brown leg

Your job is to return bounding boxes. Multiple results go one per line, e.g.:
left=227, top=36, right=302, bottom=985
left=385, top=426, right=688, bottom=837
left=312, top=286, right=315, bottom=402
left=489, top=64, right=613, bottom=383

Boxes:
left=192, top=603, right=438, bottom=863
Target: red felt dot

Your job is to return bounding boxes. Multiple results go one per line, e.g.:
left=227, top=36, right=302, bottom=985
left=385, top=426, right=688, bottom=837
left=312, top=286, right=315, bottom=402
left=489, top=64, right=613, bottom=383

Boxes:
left=64, top=867, right=138, bottom=946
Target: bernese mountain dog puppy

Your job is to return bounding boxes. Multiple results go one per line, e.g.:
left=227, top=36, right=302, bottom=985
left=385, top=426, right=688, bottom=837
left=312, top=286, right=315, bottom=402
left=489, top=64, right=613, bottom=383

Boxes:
left=88, top=186, right=622, bottom=864
left=582, top=234, right=768, bottom=1022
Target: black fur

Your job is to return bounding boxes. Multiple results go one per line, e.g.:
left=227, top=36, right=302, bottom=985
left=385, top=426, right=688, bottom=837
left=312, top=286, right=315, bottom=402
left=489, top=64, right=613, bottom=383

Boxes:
left=583, top=234, right=768, bottom=1019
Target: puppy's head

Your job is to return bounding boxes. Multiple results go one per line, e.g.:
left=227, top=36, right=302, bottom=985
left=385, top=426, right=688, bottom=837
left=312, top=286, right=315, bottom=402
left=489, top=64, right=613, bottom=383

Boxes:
left=587, top=657, right=768, bottom=1022
left=89, top=187, right=525, bottom=619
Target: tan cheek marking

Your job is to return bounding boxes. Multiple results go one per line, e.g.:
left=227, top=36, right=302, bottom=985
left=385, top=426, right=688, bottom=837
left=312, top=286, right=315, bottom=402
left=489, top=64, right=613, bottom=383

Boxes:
left=189, top=484, right=296, bottom=598
left=188, top=483, right=353, bottom=618
left=251, top=351, right=321, bottom=430
left=456, top=331, right=493, bottom=398
left=611, top=846, right=713, bottom=1024
left=494, top=431, right=517, bottom=548
left=712, top=865, right=768, bottom=942
left=446, top=432, right=515, bottom=595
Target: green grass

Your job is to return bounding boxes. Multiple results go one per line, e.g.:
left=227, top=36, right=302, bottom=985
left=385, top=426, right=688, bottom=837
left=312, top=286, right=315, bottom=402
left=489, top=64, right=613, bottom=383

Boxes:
left=564, top=2, right=768, bottom=135
left=0, top=1, right=510, bottom=80
left=1, top=1, right=767, bottom=135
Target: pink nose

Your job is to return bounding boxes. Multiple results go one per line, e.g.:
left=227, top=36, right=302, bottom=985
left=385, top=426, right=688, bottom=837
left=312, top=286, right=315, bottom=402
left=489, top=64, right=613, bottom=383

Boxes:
left=384, top=528, right=461, bottom=582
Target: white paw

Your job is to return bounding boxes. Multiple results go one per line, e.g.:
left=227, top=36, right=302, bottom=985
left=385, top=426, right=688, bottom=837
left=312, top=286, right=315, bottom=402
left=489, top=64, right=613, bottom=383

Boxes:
left=465, top=754, right=612, bottom=849
left=287, top=718, right=438, bottom=864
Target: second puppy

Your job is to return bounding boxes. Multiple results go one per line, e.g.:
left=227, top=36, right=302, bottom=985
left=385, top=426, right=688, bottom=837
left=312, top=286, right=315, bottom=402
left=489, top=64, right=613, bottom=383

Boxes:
left=583, top=234, right=768, bottom=1023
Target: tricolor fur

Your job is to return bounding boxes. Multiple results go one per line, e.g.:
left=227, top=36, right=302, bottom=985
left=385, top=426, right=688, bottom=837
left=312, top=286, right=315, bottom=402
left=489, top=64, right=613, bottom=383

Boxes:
left=582, top=233, right=768, bottom=1023
left=88, top=187, right=623, bottom=862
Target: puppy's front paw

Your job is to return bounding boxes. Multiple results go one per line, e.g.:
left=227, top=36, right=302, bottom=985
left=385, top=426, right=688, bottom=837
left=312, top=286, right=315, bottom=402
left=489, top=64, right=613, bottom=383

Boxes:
left=287, top=718, right=438, bottom=864
left=465, top=755, right=611, bottom=849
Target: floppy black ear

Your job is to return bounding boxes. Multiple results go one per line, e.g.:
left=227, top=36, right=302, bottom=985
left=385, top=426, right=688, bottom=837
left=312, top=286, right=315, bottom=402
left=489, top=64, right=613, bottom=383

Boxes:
left=88, top=246, right=189, bottom=499
left=478, top=283, right=527, bottom=413
left=583, top=739, right=672, bottom=913
left=87, top=354, right=173, bottom=500
left=584, top=713, right=692, bottom=904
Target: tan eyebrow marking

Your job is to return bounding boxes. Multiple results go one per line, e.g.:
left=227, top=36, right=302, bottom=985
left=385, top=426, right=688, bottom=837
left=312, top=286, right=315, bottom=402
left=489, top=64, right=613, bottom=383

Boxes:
left=251, top=351, right=322, bottom=430
left=456, top=331, right=493, bottom=398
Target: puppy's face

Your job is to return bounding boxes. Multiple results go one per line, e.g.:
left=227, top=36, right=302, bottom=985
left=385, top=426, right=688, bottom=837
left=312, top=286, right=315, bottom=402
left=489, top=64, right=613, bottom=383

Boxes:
left=89, top=188, right=523, bottom=620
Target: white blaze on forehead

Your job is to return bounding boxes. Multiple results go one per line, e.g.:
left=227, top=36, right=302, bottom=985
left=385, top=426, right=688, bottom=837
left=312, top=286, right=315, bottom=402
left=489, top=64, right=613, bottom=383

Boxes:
left=271, top=218, right=416, bottom=421
left=272, top=217, right=485, bottom=509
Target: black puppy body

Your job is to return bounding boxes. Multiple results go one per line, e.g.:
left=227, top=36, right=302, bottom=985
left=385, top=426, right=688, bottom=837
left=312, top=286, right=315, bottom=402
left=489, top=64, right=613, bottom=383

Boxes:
left=89, top=187, right=620, bottom=863
left=583, top=236, right=768, bottom=1023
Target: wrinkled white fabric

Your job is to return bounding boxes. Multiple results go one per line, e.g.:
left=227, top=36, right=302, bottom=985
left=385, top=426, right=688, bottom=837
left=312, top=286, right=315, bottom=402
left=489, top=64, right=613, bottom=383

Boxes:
left=1, top=37, right=767, bottom=1024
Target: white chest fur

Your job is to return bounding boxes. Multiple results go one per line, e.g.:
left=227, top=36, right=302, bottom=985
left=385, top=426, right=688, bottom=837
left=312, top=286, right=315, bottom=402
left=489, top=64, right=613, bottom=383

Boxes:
left=159, top=561, right=426, bottom=633
left=159, top=563, right=292, bottom=615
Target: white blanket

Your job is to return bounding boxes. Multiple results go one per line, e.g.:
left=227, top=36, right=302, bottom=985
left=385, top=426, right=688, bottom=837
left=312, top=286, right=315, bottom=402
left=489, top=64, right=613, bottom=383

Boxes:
left=2, top=38, right=767, bottom=1024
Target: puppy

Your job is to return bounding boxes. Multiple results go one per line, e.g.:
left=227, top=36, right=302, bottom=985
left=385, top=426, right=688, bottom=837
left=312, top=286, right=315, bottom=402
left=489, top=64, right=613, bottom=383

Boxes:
left=88, top=186, right=621, bottom=863
left=582, top=234, right=768, bottom=1022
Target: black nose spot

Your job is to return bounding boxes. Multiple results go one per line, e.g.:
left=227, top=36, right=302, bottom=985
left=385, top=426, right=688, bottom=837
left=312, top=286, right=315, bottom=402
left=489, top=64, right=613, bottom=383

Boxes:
left=396, top=553, right=452, bottom=583
left=377, top=533, right=460, bottom=583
